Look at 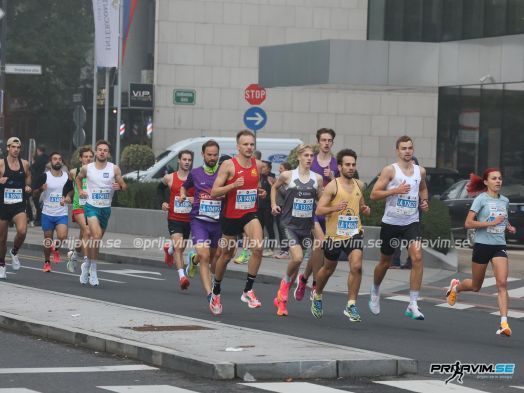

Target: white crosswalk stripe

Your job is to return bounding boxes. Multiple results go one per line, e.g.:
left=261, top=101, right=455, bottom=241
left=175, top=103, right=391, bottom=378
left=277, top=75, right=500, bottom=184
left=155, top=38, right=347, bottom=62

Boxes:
left=490, top=309, right=524, bottom=319
left=386, top=295, right=425, bottom=302
left=0, top=389, right=40, bottom=393
left=482, top=277, right=519, bottom=288
left=507, top=286, right=524, bottom=298
left=510, top=386, right=524, bottom=390
left=241, top=382, right=352, bottom=393
left=436, top=303, right=475, bottom=310
left=98, top=386, right=197, bottom=393
left=375, top=380, right=491, bottom=392
left=0, top=365, right=157, bottom=374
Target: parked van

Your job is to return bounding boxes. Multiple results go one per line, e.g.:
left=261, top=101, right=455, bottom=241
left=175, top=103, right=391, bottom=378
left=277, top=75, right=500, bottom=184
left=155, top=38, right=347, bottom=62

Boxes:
left=124, top=137, right=303, bottom=182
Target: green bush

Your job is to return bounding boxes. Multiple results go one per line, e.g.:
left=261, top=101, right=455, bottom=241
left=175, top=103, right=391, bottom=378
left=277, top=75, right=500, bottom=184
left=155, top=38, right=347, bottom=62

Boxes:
left=361, top=189, right=452, bottom=254
left=114, top=179, right=163, bottom=210
left=120, top=144, right=155, bottom=177
left=287, top=144, right=319, bottom=168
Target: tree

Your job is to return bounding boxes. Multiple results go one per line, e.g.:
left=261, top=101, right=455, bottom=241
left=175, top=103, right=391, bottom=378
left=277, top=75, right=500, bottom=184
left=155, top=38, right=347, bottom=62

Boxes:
left=120, top=144, right=155, bottom=179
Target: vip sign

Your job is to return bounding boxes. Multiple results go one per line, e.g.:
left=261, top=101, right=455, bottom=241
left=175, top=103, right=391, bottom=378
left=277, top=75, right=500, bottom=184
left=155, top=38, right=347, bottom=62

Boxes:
left=129, top=83, right=154, bottom=108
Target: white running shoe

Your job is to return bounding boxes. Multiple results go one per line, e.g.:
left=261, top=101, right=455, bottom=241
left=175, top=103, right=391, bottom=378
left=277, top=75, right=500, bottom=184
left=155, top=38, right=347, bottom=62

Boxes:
left=10, top=250, right=20, bottom=271
left=79, top=261, right=90, bottom=285
left=368, top=292, right=380, bottom=315
left=66, top=250, right=77, bottom=273
left=405, top=303, right=425, bottom=320
left=89, top=263, right=99, bottom=286
left=0, top=266, right=6, bottom=279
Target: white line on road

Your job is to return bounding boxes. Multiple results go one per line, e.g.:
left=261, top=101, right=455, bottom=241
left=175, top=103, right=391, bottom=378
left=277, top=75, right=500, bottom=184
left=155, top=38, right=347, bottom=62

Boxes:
left=482, top=277, right=519, bottom=288
left=490, top=310, right=524, bottom=319
left=386, top=295, right=425, bottom=302
left=0, top=365, right=157, bottom=374
left=436, top=303, right=475, bottom=310
left=374, top=379, right=491, bottom=392
left=98, top=386, right=197, bottom=393
left=241, top=382, right=354, bottom=393
left=0, top=389, right=40, bottom=393
left=510, top=386, right=524, bottom=390
left=507, top=286, right=524, bottom=298
left=99, top=269, right=165, bottom=281
left=16, top=265, right=125, bottom=284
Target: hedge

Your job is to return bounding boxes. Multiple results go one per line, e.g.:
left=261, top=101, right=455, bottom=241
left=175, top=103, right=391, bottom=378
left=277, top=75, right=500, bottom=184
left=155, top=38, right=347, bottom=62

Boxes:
left=113, top=180, right=163, bottom=210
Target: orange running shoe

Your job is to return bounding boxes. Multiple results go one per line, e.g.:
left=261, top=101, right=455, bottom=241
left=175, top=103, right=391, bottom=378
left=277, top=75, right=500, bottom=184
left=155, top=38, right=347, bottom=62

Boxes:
left=446, top=278, right=460, bottom=306
left=497, top=321, right=512, bottom=337
left=273, top=297, right=288, bottom=316
left=277, top=279, right=291, bottom=302
left=51, top=245, right=61, bottom=263
left=43, top=261, right=51, bottom=273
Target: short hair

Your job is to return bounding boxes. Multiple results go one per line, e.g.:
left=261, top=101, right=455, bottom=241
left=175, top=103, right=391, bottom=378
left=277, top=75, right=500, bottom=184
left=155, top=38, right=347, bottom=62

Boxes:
left=296, top=144, right=314, bottom=156
left=336, top=149, right=357, bottom=165
left=79, top=146, right=94, bottom=158
left=236, top=129, right=255, bottom=143
left=396, top=135, right=413, bottom=149
left=254, top=150, right=262, bottom=160
left=202, top=140, right=220, bottom=153
left=49, top=151, right=62, bottom=160
left=316, top=128, right=336, bottom=142
left=280, top=162, right=292, bottom=170
left=96, top=140, right=111, bottom=150
left=178, top=149, right=194, bottom=160
left=262, top=160, right=272, bottom=169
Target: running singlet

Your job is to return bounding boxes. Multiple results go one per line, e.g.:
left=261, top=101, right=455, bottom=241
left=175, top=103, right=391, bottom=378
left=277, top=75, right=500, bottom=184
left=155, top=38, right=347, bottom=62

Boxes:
left=382, top=163, right=421, bottom=226
left=183, top=167, right=221, bottom=222
left=42, top=171, right=69, bottom=217
left=168, top=172, right=194, bottom=222
left=86, top=162, right=115, bottom=208
left=325, top=178, right=363, bottom=240
left=280, top=168, right=319, bottom=230
left=223, top=157, right=259, bottom=219
left=311, top=155, right=339, bottom=187
left=72, top=167, right=88, bottom=209
left=0, top=158, right=25, bottom=206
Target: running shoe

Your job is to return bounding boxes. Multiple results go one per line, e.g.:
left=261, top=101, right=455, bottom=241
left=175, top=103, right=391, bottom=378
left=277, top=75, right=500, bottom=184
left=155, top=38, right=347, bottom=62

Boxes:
left=240, top=290, right=262, bottom=308
left=368, top=292, right=380, bottom=315
left=496, top=321, right=512, bottom=337
left=43, top=261, right=51, bottom=273
left=277, top=279, right=291, bottom=302
left=79, top=261, right=90, bottom=284
left=209, top=293, right=222, bottom=315
left=262, top=249, right=274, bottom=257
left=89, top=264, right=99, bottom=286
left=273, top=297, right=288, bottom=316
left=163, top=243, right=174, bottom=266
left=51, top=245, right=61, bottom=263
left=0, top=266, right=6, bottom=279
left=446, top=278, right=460, bottom=306
left=234, top=249, right=250, bottom=264
left=311, top=293, right=323, bottom=319
left=405, top=304, right=425, bottom=320
left=274, top=250, right=289, bottom=259
left=9, top=249, right=20, bottom=271
left=185, top=250, right=197, bottom=278
left=66, top=250, right=78, bottom=273
left=309, top=283, right=317, bottom=301
left=343, top=304, right=362, bottom=322
left=294, top=274, right=307, bottom=301
left=179, top=276, right=190, bottom=290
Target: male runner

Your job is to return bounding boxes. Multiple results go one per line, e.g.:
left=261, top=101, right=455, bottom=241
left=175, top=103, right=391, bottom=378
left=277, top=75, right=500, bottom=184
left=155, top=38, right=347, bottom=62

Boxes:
left=180, top=140, right=223, bottom=303
left=271, top=144, right=322, bottom=316
left=0, top=137, right=31, bottom=279
left=369, top=135, right=429, bottom=320
left=76, top=140, right=127, bottom=286
left=311, top=149, right=370, bottom=321
left=209, top=130, right=266, bottom=315
left=159, top=150, right=194, bottom=290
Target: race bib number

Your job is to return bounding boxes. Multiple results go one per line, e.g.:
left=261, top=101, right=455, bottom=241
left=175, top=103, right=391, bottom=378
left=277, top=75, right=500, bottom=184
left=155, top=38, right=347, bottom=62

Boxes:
left=292, top=198, right=314, bottom=218
left=235, top=189, right=257, bottom=210
left=199, top=199, right=221, bottom=219
left=174, top=196, right=192, bottom=214
left=487, top=211, right=506, bottom=234
left=79, top=179, right=87, bottom=205
left=3, top=188, right=23, bottom=204
left=48, top=192, right=62, bottom=208
left=90, top=188, right=112, bottom=207
left=396, top=194, right=418, bottom=216
left=337, top=215, right=359, bottom=237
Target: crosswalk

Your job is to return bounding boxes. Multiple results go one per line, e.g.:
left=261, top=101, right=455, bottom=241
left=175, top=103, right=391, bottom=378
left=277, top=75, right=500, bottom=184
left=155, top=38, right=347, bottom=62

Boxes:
left=1, top=381, right=523, bottom=393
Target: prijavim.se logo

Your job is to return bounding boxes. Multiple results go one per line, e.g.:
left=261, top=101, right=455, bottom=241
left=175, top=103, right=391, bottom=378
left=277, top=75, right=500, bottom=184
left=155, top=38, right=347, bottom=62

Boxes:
left=430, top=361, right=515, bottom=384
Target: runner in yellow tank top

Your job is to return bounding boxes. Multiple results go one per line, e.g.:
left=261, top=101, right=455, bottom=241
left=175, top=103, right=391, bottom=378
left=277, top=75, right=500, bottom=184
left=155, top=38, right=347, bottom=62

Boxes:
left=311, top=149, right=370, bottom=321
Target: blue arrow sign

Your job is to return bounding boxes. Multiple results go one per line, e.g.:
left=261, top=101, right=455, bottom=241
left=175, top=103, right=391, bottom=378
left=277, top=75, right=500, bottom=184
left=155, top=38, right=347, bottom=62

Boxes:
left=243, top=106, right=267, bottom=131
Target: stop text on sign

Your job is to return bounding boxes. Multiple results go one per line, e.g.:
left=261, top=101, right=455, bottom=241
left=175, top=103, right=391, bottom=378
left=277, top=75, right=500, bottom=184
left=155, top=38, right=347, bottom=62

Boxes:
left=244, top=84, right=266, bottom=105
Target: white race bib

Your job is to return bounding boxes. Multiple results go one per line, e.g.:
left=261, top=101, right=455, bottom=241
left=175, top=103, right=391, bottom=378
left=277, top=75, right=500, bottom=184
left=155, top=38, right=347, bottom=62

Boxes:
left=199, top=199, right=221, bottom=220
left=395, top=194, right=418, bottom=216
left=173, top=196, right=192, bottom=214
left=90, top=188, right=112, bottom=207
left=3, top=188, right=23, bottom=204
left=235, top=189, right=257, bottom=210
left=487, top=211, right=506, bottom=234
left=292, top=198, right=314, bottom=218
left=336, top=215, right=359, bottom=237
left=48, top=192, right=62, bottom=208
left=79, top=197, right=86, bottom=206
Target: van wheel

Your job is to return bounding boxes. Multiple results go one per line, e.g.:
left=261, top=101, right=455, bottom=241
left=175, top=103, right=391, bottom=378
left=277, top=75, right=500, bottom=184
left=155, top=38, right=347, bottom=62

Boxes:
left=467, top=229, right=475, bottom=248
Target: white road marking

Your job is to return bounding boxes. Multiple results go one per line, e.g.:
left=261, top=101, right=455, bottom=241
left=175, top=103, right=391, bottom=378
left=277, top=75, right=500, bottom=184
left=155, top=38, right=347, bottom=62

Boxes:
left=241, top=382, right=354, bottom=393
left=0, top=365, right=157, bottom=374
left=507, top=286, right=524, bottom=298
left=15, top=265, right=125, bottom=283
left=490, top=310, right=524, bottom=319
left=386, top=295, right=424, bottom=302
left=99, top=269, right=165, bottom=281
left=0, top=389, right=41, bottom=393
left=436, top=303, right=475, bottom=310
left=481, top=277, right=519, bottom=288
left=375, top=379, right=491, bottom=392
left=98, top=386, right=197, bottom=393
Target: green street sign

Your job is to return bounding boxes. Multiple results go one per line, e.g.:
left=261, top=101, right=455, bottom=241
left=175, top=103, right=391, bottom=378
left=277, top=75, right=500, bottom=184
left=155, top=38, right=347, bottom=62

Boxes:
left=173, top=89, right=196, bottom=105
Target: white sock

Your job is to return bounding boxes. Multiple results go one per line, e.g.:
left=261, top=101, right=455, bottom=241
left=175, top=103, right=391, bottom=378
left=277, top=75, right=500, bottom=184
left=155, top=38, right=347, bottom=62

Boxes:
left=178, top=268, right=185, bottom=278
left=168, top=245, right=174, bottom=255
left=409, top=290, right=419, bottom=306
left=501, top=316, right=508, bottom=324
left=371, top=284, right=380, bottom=296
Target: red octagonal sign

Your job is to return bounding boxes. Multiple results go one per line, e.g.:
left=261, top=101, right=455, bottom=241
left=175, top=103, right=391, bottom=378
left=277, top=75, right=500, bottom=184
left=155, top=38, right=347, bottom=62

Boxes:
left=244, top=84, right=266, bottom=105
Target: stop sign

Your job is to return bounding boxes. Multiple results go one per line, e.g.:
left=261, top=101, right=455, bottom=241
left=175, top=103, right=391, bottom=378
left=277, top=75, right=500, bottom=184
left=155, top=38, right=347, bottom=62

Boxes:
left=244, top=84, right=266, bottom=105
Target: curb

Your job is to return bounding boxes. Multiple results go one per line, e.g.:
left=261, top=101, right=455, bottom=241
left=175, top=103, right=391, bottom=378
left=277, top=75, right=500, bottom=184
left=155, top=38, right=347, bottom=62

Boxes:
left=0, top=312, right=417, bottom=380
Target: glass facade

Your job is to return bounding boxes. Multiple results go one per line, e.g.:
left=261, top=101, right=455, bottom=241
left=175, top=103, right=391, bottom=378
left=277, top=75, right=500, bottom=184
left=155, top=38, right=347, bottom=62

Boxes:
left=368, top=0, right=524, bottom=42
left=437, top=83, right=524, bottom=182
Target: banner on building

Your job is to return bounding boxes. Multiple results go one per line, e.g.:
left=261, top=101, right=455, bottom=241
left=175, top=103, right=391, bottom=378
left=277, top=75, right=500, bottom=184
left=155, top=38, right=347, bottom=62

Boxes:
left=92, top=0, right=119, bottom=67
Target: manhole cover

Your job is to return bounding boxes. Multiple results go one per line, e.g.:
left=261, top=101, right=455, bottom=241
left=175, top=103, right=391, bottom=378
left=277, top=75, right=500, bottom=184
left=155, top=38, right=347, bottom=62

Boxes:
left=122, top=325, right=213, bottom=332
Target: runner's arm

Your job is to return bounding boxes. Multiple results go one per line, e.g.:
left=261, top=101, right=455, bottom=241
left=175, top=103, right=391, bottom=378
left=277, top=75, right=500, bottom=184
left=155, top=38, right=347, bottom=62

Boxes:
left=315, top=174, right=324, bottom=200
left=270, top=170, right=290, bottom=213
left=315, top=180, right=338, bottom=216
left=418, top=166, right=429, bottom=211
left=23, top=160, right=32, bottom=194
left=370, top=165, right=397, bottom=201
left=75, top=165, right=88, bottom=198
left=211, top=160, right=239, bottom=198
left=157, top=175, right=170, bottom=204
left=113, top=166, right=127, bottom=191
left=356, top=179, right=370, bottom=215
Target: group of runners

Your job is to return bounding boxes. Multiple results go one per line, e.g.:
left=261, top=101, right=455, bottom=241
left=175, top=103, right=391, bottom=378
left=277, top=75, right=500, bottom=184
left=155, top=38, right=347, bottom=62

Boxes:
left=0, top=130, right=515, bottom=336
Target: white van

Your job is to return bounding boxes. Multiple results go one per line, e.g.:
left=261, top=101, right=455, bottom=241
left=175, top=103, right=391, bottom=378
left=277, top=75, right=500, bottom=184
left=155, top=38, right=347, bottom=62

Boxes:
left=124, top=137, right=303, bottom=182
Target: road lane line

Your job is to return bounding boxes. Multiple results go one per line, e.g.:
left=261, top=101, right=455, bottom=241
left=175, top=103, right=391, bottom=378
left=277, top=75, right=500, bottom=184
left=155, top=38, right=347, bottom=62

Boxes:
left=241, top=382, right=355, bottom=393
left=490, top=310, right=524, bottom=319
left=0, top=365, right=157, bottom=374
left=482, top=277, right=519, bottom=288
left=375, top=379, right=491, bottom=392
left=436, top=303, right=475, bottom=310
left=98, top=386, right=197, bottom=393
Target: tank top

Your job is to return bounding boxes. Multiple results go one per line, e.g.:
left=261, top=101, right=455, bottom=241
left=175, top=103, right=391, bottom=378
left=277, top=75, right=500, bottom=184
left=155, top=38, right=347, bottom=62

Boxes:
left=86, top=162, right=115, bottom=208
left=325, top=178, right=363, bottom=240
left=311, top=154, right=338, bottom=187
left=382, top=163, right=421, bottom=226
left=42, top=171, right=69, bottom=217
left=72, top=167, right=88, bottom=210
left=281, top=168, right=319, bottom=230
left=0, top=157, right=26, bottom=206
left=223, top=157, right=259, bottom=219
left=168, top=172, right=194, bottom=222
left=183, top=167, right=221, bottom=222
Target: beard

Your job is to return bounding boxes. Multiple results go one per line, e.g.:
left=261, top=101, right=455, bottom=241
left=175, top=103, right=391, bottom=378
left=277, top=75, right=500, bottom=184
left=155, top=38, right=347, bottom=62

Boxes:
left=204, top=159, right=217, bottom=167
left=52, top=164, right=62, bottom=170
left=341, top=172, right=354, bottom=180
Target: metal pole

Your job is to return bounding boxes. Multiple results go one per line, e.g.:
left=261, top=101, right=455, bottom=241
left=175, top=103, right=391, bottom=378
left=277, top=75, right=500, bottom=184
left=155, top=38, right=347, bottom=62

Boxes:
left=115, top=1, right=124, bottom=165
left=104, top=67, right=109, bottom=141
left=91, top=62, right=97, bottom=149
